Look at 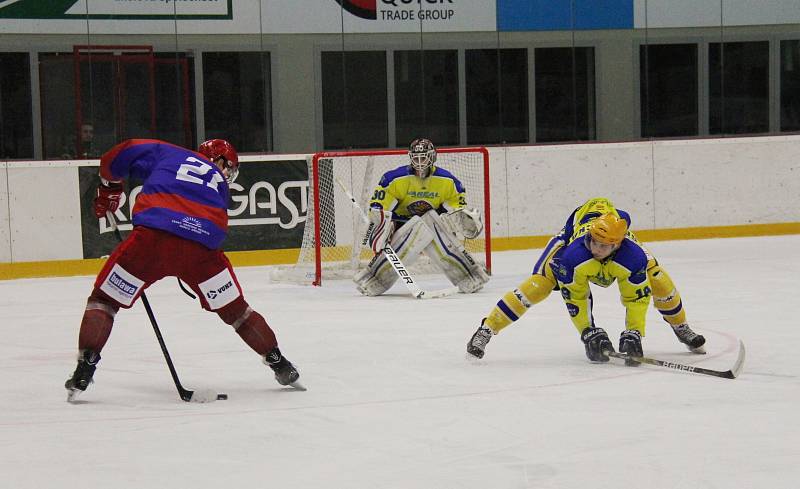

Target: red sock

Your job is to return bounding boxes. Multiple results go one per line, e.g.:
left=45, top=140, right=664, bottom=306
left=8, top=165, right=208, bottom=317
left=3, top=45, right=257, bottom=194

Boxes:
left=235, top=310, right=277, bottom=356
left=78, top=308, right=114, bottom=352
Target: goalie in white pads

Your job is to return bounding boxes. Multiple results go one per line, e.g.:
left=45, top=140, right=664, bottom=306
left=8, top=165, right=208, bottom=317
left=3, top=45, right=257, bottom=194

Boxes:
left=354, top=138, right=490, bottom=296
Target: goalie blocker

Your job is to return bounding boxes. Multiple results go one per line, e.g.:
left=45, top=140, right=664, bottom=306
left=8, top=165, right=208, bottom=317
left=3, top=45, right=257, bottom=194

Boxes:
left=354, top=209, right=490, bottom=296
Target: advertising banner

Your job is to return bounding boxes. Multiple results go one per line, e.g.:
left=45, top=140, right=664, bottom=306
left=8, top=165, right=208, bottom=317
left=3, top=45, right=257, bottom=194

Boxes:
left=0, top=0, right=495, bottom=34
left=262, top=0, right=496, bottom=33
left=78, top=160, right=310, bottom=259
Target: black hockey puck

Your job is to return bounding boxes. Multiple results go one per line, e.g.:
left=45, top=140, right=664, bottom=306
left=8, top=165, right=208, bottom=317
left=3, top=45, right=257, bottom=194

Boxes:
left=217, top=393, right=228, bottom=400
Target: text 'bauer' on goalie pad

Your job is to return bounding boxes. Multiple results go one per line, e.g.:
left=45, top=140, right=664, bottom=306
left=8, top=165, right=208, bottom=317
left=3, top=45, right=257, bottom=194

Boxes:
left=354, top=211, right=490, bottom=296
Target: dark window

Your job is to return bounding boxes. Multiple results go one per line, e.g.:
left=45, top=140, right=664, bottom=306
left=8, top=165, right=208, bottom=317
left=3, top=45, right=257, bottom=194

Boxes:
left=40, top=48, right=196, bottom=160
left=154, top=54, right=195, bottom=149
left=39, top=53, right=78, bottom=159
left=780, top=40, right=800, bottom=132
left=709, top=41, right=769, bottom=135
left=203, top=52, right=271, bottom=152
left=322, top=51, right=388, bottom=150
left=640, top=44, right=698, bottom=138
left=535, top=47, right=596, bottom=143
left=394, top=50, right=458, bottom=147
left=465, top=48, right=528, bottom=145
left=0, top=53, right=33, bottom=159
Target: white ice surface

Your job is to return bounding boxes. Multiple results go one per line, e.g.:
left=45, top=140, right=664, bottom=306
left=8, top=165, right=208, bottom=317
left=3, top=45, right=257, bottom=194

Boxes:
left=2, top=236, right=798, bottom=489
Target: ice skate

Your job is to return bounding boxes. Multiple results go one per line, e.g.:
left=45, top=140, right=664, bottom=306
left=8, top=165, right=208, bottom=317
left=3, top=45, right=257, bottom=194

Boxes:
left=672, top=323, right=706, bottom=354
left=264, top=348, right=305, bottom=390
left=466, top=319, right=493, bottom=360
left=65, top=350, right=101, bottom=402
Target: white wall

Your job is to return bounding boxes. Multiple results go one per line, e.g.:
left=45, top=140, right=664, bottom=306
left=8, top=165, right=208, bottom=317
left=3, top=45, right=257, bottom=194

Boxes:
left=2, top=135, right=799, bottom=264
left=485, top=135, right=800, bottom=240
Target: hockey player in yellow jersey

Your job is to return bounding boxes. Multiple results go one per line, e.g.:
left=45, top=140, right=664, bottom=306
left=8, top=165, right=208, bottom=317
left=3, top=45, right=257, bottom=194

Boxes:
left=354, top=138, right=490, bottom=296
left=466, top=197, right=706, bottom=363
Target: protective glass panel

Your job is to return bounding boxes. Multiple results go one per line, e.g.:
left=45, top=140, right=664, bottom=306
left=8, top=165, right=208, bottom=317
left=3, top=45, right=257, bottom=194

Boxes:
left=535, top=47, right=596, bottom=142
left=640, top=44, right=698, bottom=138
left=321, top=51, right=388, bottom=150
left=465, top=48, right=529, bottom=145
left=203, top=52, right=271, bottom=152
left=394, top=50, right=458, bottom=147
left=709, top=41, right=770, bottom=135
left=781, top=40, right=800, bottom=132
left=0, top=53, right=32, bottom=159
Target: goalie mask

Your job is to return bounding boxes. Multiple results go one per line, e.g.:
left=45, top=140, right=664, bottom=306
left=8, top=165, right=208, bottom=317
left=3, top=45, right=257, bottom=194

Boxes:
left=199, top=139, right=239, bottom=184
left=408, top=138, right=436, bottom=177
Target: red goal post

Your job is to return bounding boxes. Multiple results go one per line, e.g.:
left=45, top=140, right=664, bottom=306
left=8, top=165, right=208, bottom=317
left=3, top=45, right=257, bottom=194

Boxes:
left=283, top=146, right=491, bottom=286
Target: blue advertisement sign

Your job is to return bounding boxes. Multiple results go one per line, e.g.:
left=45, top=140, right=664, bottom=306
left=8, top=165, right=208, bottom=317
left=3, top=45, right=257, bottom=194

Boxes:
left=498, top=0, right=633, bottom=31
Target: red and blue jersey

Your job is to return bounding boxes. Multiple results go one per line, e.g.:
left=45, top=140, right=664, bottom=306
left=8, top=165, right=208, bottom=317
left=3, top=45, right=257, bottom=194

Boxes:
left=100, top=139, right=230, bottom=249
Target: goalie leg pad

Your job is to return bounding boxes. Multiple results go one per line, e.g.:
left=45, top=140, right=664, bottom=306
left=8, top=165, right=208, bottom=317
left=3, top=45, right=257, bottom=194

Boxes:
left=354, top=216, right=433, bottom=296
left=420, top=211, right=490, bottom=293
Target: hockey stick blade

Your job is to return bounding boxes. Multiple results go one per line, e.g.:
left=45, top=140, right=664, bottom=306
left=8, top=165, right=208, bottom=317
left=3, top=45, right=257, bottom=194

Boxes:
left=185, top=389, right=228, bottom=403
left=415, top=286, right=460, bottom=299
left=606, top=340, right=746, bottom=379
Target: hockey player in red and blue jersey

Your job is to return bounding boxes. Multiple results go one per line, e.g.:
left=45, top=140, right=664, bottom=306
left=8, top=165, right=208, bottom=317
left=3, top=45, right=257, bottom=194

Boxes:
left=65, top=139, right=302, bottom=401
left=466, top=197, right=706, bottom=363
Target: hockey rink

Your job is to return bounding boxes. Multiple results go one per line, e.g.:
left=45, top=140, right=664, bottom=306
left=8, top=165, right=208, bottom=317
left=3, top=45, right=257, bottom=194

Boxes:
left=2, top=235, right=798, bottom=489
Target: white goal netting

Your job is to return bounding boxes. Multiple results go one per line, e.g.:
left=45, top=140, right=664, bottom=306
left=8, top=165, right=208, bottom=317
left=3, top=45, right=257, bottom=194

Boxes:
left=271, top=147, right=491, bottom=285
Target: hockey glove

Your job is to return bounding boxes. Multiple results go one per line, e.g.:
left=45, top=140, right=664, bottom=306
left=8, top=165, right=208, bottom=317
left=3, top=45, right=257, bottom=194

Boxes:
left=444, top=207, right=483, bottom=239
left=618, top=329, right=643, bottom=366
left=93, top=178, right=124, bottom=218
left=581, top=326, right=613, bottom=363
left=365, top=207, right=395, bottom=254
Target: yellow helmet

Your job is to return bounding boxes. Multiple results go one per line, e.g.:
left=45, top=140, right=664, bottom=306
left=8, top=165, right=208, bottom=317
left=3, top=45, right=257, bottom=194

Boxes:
left=589, top=213, right=628, bottom=245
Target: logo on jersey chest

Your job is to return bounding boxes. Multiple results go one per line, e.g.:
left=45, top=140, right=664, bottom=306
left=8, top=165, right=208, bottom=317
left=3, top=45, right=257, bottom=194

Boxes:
left=589, top=272, right=615, bottom=287
left=407, top=190, right=439, bottom=199
left=406, top=200, right=434, bottom=216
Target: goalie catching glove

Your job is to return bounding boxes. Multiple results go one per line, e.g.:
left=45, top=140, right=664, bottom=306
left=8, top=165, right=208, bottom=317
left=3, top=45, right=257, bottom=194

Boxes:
left=443, top=207, right=483, bottom=239
left=365, top=207, right=395, bottom=254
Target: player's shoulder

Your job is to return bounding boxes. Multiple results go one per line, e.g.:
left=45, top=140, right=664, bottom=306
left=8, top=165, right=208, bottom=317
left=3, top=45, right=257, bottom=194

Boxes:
left=430, top=166, right=465, bottom=192
left=430, top=166, right=457, bottom=179
left=379, top=165, right=413, bottom=187
left=612, top=239, right=648, bottom=271
left=559, top=238, right=593, bottom=268
left=116, top=139, right=195, bottom=161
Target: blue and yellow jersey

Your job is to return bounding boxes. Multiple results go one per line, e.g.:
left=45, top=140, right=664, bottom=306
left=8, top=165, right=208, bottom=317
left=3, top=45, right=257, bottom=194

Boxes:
left=558, top=197, right=632, bottom=245
left=549, top=197, right=651, bottom=333
left=369, top=165, right=467, bottom=223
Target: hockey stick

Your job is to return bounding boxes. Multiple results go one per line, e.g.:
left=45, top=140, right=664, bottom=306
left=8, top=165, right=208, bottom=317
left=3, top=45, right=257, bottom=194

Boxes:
left=333, top=177, right=459, bottom=299
left=106, top=212, right=227, bottom=402
left=605, top=339, right=746, bottom=379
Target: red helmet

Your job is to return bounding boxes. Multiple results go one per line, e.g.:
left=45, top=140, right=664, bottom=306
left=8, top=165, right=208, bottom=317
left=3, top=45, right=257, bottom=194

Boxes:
left=198, top=139, right=239, bottom=183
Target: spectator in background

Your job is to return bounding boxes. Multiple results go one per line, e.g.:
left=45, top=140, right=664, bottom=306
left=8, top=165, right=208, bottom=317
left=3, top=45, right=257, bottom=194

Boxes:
left=61, top=123, right=101, bottom=159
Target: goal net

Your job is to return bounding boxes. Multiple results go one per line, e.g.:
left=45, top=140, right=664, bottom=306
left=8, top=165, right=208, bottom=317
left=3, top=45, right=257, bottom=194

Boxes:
left=273, top=147, right=491, bottom=285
